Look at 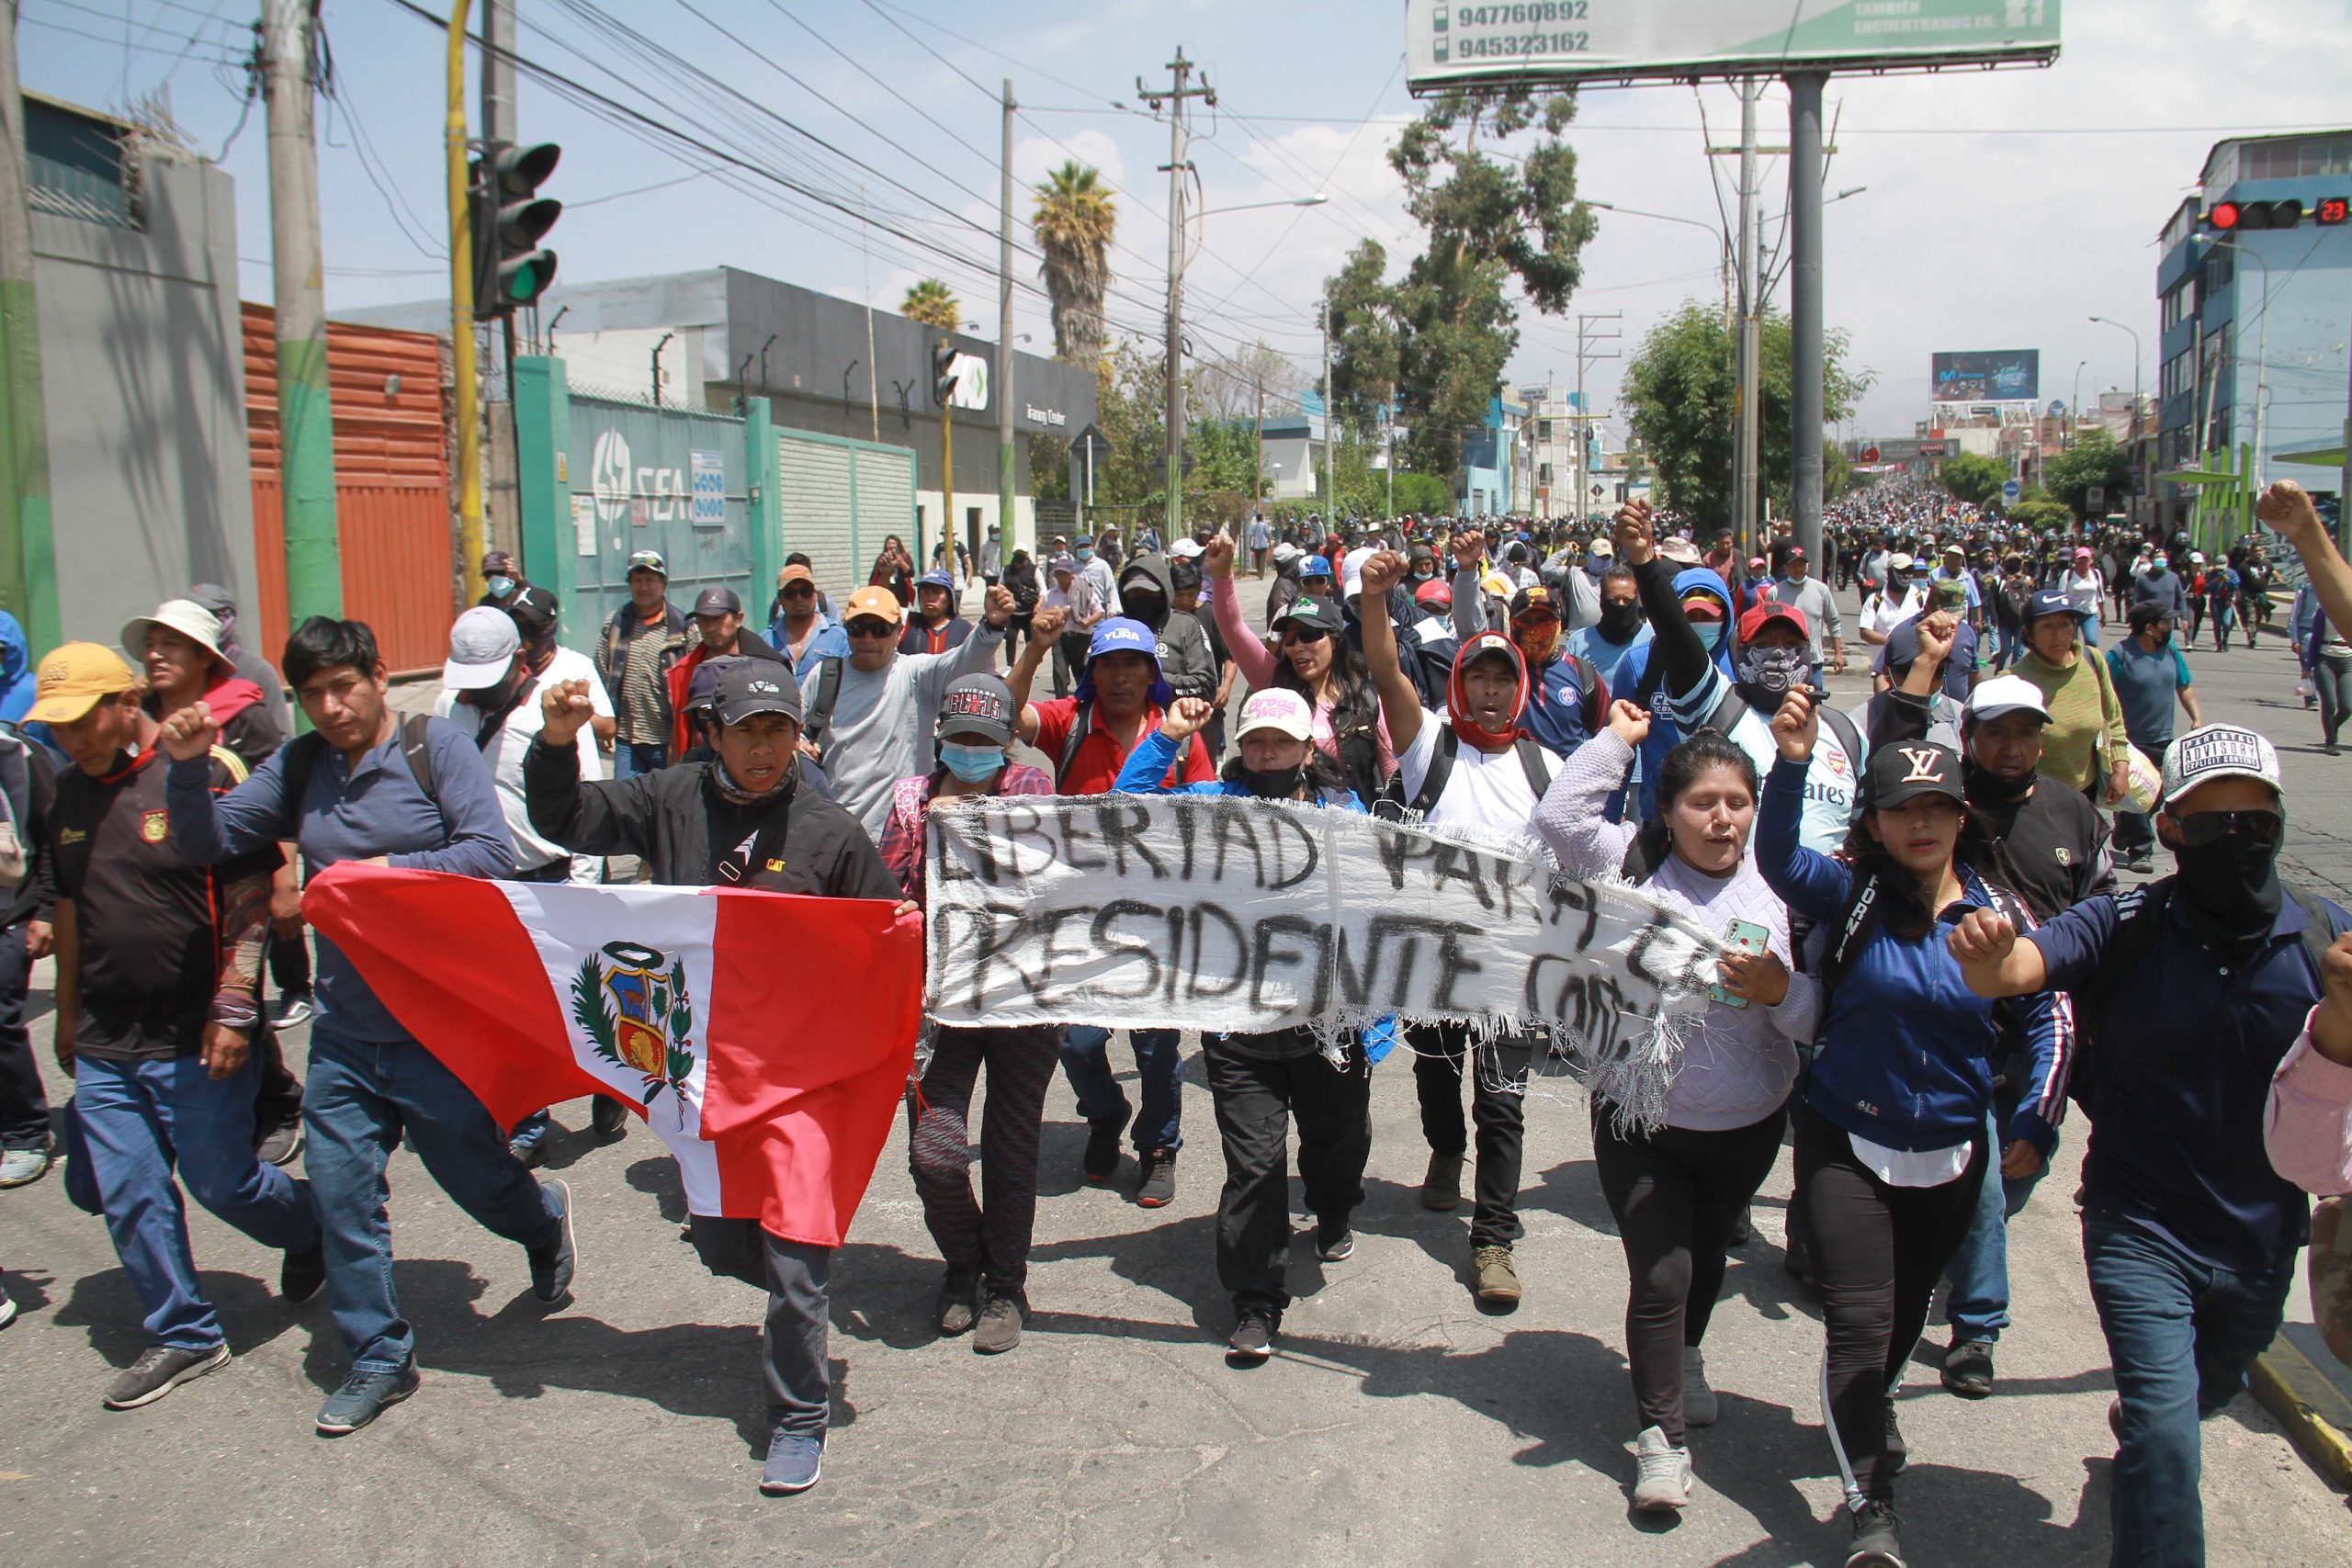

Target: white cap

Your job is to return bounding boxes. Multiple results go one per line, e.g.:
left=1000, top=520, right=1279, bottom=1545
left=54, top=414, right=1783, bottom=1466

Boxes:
left=1235, top=687, right=1314, bottom=741
left=442, top=605, right=521, bottom=690
left=1170, top=537, right=1205, bottom=559
left=1341, top=546, right=1375, bottom=602
left=2162, top=724, right=2281, bottom=805
left=1271, top=542, right=1302, bottom=567
left=1964, top=674, right=2052, bottom=724
left=1888, top=552, right=1916, bottom=571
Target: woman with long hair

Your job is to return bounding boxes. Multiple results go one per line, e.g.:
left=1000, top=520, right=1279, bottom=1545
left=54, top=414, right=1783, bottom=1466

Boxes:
left=870, top=534, right=916, bottom=609
left=1758, top=691, right=2068, bottom=1568
left=1536, top=702, right=1815, bottom=1515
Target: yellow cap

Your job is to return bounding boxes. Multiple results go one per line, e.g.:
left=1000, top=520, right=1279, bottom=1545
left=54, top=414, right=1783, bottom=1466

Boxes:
left=24, top=642, right=137, bottom=725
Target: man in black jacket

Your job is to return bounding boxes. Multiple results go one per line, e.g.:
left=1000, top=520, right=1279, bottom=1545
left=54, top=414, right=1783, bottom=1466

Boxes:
left=524, top=659, right=905, bottom=1497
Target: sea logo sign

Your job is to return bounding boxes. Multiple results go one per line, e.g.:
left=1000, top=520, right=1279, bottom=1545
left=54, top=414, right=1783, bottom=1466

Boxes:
left=589, top=428, right=695, bottom=528
left=590, top=429, right=633, bottom=527
left=571, top=940, right=696, bottom=1108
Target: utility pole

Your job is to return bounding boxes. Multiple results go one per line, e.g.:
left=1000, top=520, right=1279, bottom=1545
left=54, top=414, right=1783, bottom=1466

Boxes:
left=267, top=0, right=342, bottom=622
left=1137, top=50, right=1213, bottom=544
left=1253, top=378, right=1264, bottom=512
left=1575, top=312, right=1621, bottom=526
left=481, top=0, right=514, bottom=141
left=1733, top=77, right=1760, bottom=558
left=1321, top=300, right=1335, bottom=521
left=1786, top=71, right=1827, bottom=566
left=444, top=0, right=481, bottom=611
left=997, top=78, right=1016, bottom=566
left=0, top=3, right=55, bottom=649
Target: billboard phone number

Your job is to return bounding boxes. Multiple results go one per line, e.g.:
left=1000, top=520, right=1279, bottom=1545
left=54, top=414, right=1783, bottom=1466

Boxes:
left=1445, top=30, right=1592, bottom=58
left=1444, top=3, right=1590, bottom=21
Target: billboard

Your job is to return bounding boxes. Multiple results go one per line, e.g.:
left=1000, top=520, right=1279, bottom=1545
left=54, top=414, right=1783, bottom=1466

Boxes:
left=1406, top=1, right=2059, bottom=92
left=1931, top=350, right=2041, bottom=404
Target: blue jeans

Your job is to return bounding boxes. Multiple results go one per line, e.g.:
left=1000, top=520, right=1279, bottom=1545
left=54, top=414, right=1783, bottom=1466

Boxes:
left=2077, top=611, right=2102, bottom=649
left=305, top=1025, right=562, bottom=1372
left=1059, top=1026, right=1183, bottom=1154
left=1942, top=1112, right=2053, bottom=1344
left=75, top=1052, right=321, bottom=1350
left=613, top=741, right=666, bottom=779
left=1994, top=623, right=2022, bottom=671
left=2084, top=1213, right=2292, bottom=1567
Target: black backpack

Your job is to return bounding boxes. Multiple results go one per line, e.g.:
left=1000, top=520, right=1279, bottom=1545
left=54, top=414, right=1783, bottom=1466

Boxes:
left=1402, top=725, right=1554, bottom=816
left=799, top=657, right=846, bottom=755
left=278, top=712, right=445, bottom=829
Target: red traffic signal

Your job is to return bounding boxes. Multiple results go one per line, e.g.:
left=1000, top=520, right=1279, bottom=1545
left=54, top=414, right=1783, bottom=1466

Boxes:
left=2208, top=198, right=2304, bottom=231
left=2321, top=197, right=2350, bottom=227
left=2208, top=200, right=2240, bottom=231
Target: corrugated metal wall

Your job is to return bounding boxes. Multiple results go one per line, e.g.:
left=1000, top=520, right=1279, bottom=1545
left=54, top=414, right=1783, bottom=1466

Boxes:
left=244, top=304, right=454, bottom=672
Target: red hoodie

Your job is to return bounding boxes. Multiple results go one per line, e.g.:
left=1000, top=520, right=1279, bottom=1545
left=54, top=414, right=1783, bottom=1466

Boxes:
left=1446, top=632, right=1530, bottom=754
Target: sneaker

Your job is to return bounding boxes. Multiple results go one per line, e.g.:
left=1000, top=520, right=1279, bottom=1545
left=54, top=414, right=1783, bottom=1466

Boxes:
left=1315, top=1218, right=1356, bottom=1263
left=526, top=1179, right=576, bottom=1303
left=254, top=1120, right=303, bottom=1168
left=1472, top=1245, right=1521, bottom=1309
left=1631, top=1425, right=1694, bottom=1512
left=934, top=1265, right=981, bottom=1336
left=270, top=991, right=314, bottom=1030
left=316, top=1363, right=420, bottom=1434
left=0, top=1285, right=16, bottom=1330
left=1226, top=1309, right=1278, bottom=1367
left=1082, top=1111, right=1130, bottom=1183
left=1682, top=1345, right=1719, bottom=1427
left=507, top=1130, right=548, bottom=1169
left=760, top=1432, right=823, bottom=1495
left=1847, top=1499, right=1905, bottom=1567
left=1940, top=1338, right=1996, bottom=1399
left=102, top=1342, right=231, bottom=1409
left=589, top=1095, right=629, bottom=1138
left=0, top=1144, right=51, bottom=1188
left=1136, top=1149, right=1177, bottom=1209
left=1726, top=1203, right=1754, bottom=1249
left=1419, top=1150, right=1464, bottom=1212
left=1883, top=1394, right=1907, bottom=1476
left=280, top=1244, right=326, bottom=1304
left=972, top=1292, right=1024, bottom=1355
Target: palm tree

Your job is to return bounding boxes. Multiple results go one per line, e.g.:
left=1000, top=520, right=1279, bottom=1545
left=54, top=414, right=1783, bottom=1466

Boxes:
left=1032, top=162, right=1115, bottom=364
left=901, top=278, right=960, bottom=330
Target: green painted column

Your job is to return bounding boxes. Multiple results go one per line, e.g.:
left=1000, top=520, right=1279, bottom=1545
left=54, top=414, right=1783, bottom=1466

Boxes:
left=511, top=355, right=580, bottom=646
left=278, top=336, right=341, bottom=621
left=745, top=397, right=779, bottom=612
left=0, top=15, right=58, bottom=651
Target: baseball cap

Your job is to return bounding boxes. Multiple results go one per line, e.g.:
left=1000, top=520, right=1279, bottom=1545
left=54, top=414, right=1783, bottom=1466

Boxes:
left=917, top=570, right=956, bottom=591
left=1170, top=537, right=1205, bottom=559
left=1866, top=739, right=1965, bottom=809
left=1508, top=584, right=1561, bottom=623
left=1737, top=600, right=1809, bottom=644
left=2162, top=723, right=2281, bottom=805
left=1235, top=687, right=1314, bottom=742
left=24, top=642, right=137, bottom=724
left=713, top=660, right=803, bottom=727
left=1589, top=537, right=1616, bottom=558
left=1784, top=544, right=1808, bottom=562
left=1272, top=597, right=1345, bottom=637
left=628, top=548, right=668, bottom=577
left=1932, top=579, right=1970, bottom=608
left=1085, top=616, right=1161, bottom=666
left=1964, top=674, right=2052, bottom=725
left=505, top=582, right=560, bottom=637
left=1414, top=579, right=1453, bottom=609
left=935, top=673, right=1016, bottom=744
left=121, top=599, right=232, bottom=671
left=776, top=563, right=816, bottom=590
left=692, top=586, right=743, bottom=618
left=1341, top=546, right=1375, bottom=602
left=2074, top=547, right=2094, bottom=561
left=1658, top=536, right=1702, bottom=566
left=1300, top=554, right=1334, bottom=580
left=481, top=549, right=520, bottom=577
left=2024, top=588, right=2075, bottom=625
left=1271, top=542, right=1302, bottom=567
left=1049, top=553, right=1079, bottom=576
left=1887, top=551, right=1916, bottom=572
left=1941, top=543, right=1965, bottom=558
left=442, top=605, right=522, bottom=690
left=685, top=654, right=746, bottom=713
left=843, top=583, right=904, bottom=626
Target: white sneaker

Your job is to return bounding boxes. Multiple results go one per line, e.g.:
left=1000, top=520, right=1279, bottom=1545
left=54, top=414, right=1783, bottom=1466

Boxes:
left=1682, top=1344, right=1720, bottom=1427
left=1632, top=1425, right=1693, bottom=1511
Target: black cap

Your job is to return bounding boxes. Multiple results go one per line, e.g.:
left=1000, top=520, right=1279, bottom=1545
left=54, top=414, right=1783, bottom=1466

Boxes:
left=505, top=583, right=559, bottom=636
left=1866, top=739, right=1964, bottom=809
left=685, top=654, right=746, bottom=713
left=1271, top=597, right=1343, bottom=636
left=693, top=585, right=743, bottom=617
left=713, top=660, right=802, bottom=726
left=935, top=673, right=1015, bottom=744
left=482, top=549, right=520, bottom=576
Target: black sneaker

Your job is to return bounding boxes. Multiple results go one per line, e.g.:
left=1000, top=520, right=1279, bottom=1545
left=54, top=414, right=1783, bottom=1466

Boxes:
left=1226, top=1309, right=1278, bottom=1367
left=527, top=1179, right=576, bottom=1303
left=1135, top=1149, right=1177, bottom=1209
left=1082, top=1111, right=1130, bottom=1183
left=1940, top=1338, right=1995, bottom=1398
left=270, top=991, right=314, bottom=1030
left=102, top=1342, right=231, bottom=1409
left=589, top=1095, right=629, bottom=1138
left=1883, top=1395, right=1907, bottom=1475
left=315, top=1363, right=420, bottom=1435
left=1726, top=1202, right=1755, bottom=1248
left=254, top=1120, right=304, bottom=1168
left=934, top=1265, right=982, bottom=1336
left=1315, top=1218, right=1355, bottom=1262
left=280, top=1244, right=326, bottom=1304
left=1847, top=1499, right=1905, bottom=1567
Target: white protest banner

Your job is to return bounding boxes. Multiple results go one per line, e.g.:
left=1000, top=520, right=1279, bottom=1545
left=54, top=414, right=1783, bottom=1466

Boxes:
left=924, top=794, right=1723, bottom=1097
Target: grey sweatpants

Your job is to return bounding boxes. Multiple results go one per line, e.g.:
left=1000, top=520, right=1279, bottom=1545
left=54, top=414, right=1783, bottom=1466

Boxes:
left=689, top=1218, right=834, bottom=1441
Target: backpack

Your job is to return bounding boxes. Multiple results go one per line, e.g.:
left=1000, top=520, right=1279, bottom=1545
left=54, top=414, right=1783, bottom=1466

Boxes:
left=799, top=656, right=846, bottom=755
left=1405, top=725, right=1554, bottom=816
left=280, top=712, right=443, bottom=829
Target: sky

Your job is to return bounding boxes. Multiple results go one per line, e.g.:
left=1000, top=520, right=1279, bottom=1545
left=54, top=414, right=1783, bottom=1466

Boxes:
left=17, top=0, right=2352, bottom=443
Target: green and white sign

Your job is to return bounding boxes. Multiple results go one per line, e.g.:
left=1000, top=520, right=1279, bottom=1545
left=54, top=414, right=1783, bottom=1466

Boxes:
left=1406, top=0, right=2059, bottom=91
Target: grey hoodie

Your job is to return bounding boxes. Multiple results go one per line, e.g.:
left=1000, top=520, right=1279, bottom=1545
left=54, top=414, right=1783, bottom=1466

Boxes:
left=1118, top=554, right=1219, bottom=703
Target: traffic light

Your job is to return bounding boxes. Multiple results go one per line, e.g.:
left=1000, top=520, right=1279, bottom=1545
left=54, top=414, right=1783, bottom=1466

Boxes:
left=469, top=140, right=561, bottom=319
left=931, top=337, right=960, bottom=408
left=2320, top=197, right=2350, bottom=227
left=2206, top=197, right=2305, bottom=232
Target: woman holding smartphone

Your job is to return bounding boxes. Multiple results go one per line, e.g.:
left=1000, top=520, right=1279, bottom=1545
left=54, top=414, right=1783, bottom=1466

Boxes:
left=1757, top=691, right=2067, bottom=1568
left=1534, top=699, right=1818, bottom=1516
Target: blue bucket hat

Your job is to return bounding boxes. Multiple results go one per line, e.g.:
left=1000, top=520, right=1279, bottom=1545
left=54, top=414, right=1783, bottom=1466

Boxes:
left=1077, top=615, right=1173, bottom=708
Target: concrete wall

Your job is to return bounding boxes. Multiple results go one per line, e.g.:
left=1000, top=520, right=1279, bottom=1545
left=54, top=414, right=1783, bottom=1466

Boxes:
left=33, top=152, right=257, bottom=649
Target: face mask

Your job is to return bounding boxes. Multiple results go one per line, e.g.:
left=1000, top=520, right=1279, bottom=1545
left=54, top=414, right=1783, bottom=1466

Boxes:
left=2153, top=558, right=2167, bottom=573
left=2171, top=826, right=2283, bottom=957
left=1736, top=644, right=1810, bottom=697
left=1076, top=546, right=1094, bottom=561
left=1238, top=763, right=1307, bottom=799
left=486, top=576, right=515, bottom=598
left=1693, top=619, right=1726, bottom=654
left=1599, top=601, right=1643, bottom=642
left=938, top=742, right=1006, bottom=784
left=1962, top=758, right=2034, bottom=806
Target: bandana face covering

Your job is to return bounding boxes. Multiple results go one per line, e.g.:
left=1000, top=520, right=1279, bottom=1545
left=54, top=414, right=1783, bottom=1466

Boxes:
left=1736, top=644, right=1810, bottom=698
left=1239, top=763, right=1306, bottom=799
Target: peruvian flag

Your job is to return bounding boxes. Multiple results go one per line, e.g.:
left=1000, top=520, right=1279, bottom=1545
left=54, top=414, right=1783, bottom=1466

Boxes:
left=303, top=863, right=922, bottom=1247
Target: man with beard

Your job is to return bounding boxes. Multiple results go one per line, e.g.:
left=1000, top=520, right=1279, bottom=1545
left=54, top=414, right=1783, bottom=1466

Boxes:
left=1954, top=725, right=2346, bottom=1568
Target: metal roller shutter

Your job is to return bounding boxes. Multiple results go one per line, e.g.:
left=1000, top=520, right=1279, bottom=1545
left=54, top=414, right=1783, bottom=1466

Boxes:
left=777, top=434, right=857, bottom=606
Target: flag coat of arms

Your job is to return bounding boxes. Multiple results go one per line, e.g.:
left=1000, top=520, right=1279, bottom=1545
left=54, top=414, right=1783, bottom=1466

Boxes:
left=304, top=863, right=922, bottom=1247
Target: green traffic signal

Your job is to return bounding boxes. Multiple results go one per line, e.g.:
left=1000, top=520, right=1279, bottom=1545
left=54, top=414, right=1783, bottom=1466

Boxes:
left=471, top=140, right=561, bottom=318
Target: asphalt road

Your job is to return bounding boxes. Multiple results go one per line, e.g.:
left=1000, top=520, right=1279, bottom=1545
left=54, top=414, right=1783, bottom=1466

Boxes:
left=3, top=580, right=2348, bottom=1566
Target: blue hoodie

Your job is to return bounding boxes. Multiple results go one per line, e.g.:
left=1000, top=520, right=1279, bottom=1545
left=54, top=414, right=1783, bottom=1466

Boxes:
left=0, top=610, right=30, bottom=725
left=1613, top=567, right=1740, bottom=819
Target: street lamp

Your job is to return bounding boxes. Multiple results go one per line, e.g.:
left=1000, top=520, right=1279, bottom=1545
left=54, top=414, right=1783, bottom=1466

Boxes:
left=2200, top=236, right=2272, bottom=487
left=2089, top=314, right=2145, bottom=519
left=2072, top=359, right=2087, bottom=449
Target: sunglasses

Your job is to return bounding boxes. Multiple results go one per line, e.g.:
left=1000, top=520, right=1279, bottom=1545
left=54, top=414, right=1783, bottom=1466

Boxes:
left=2170, top=808, right=2282, bottom=848
left=781, top=583, right=816, bottom=598
left=1280, top=625, right=1330, bottom=647
left=846, top=620, right=897, bottom=639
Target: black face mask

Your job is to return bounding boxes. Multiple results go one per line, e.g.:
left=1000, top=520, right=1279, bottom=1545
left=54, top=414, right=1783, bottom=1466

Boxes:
left=1238, top=763, right=1307, bottom=800
left=1962, top=758, right=2034, bottom=807
left=1599, top=601, right=1644, bottom=642
left=2171, top=828, right=2283, bottom=959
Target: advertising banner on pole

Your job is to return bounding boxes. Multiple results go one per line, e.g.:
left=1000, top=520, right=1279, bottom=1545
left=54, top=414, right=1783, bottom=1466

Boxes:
left=1932, top=350, right=2041, bottom=404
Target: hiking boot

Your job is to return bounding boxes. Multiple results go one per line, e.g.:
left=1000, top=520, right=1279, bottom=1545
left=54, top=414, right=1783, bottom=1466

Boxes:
left=760, top=1432, right=823, bottom=1495
left=280, top=1244, right=326, bottom=1304
left=1315, top=1217, right=1355, bottom=1262
left=102, top=1342, right=231, bottom=1409
left=934, top=1265, right=981, bottom=1336
left=1136, top=1149, right=1177, bottom=1209
left=1420, top=1150, right=1464, bottom=1211
left=254, top=1119, right=304, bottom=1168
left=972, top=1292, right=1024, bottom=1355
left=316, top=1363, right=420, bottom=1434
left=1082, top=1111, right=1130, bottom=1183
left=1631, top=1425, right=1693, bottom=1512
left=1226, top=1309, right=1278, bottom=1367
left=1940, top=1338, right=1995, bottom=1399
left=526, top=1179, right=576, bottom=1303
left=1681, top=1344, right=1719, bottom=1427
left=1472, top=1245, right=1521, bottom=1309
left=1847, top=1499, right=1905, bottom=1567
left=0, top=1144, right=51, bottom=1188
left=589, top=1095, right=630, bottom=1138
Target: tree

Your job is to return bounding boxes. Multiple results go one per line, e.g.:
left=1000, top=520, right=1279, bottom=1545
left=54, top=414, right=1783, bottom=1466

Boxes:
left=2040, top=429, right=2133, bottom=519
left=1392, top=471, right=1453, bottom=514
left=1323, top=240, right=1400, bottom=439
left=1190, top=341, right=1308, bottom=424
left=900, top=278, right=959, bottom=331
left=1618, top=301, right=1870, bottom=527
left=1939, top=453, right=2008, bottom=511
left=1032, top=163, right=1116, bottom=365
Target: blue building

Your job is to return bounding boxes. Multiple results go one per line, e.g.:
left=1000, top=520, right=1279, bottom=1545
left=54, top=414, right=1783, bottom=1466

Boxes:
left=2153, top=130, right=2352, bottom=535
left=1459, top=389, right=1528, bottom=517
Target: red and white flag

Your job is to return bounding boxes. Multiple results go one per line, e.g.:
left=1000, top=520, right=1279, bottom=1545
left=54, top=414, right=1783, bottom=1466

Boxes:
left=303, top=863, right=922, bottom=1247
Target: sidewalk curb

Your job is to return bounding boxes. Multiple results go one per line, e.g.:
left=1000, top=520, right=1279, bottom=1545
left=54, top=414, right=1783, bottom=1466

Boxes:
left=2252, top=1336, right=2352, bottom=1489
